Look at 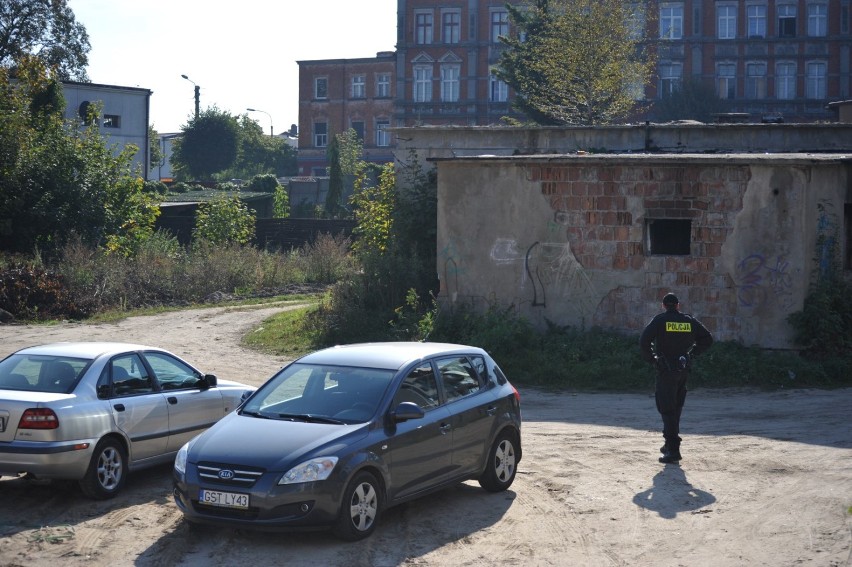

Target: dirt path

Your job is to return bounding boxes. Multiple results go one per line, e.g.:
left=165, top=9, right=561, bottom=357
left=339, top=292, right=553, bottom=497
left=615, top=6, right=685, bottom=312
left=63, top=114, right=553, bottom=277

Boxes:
left=1, top=305, right=850, bottom=566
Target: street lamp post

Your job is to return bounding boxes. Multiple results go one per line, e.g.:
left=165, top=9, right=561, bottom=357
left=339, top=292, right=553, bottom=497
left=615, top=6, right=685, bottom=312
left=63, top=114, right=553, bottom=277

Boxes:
left=181, top=74, right=200, bottom=118
left=247, top=108, right=273, bottom=137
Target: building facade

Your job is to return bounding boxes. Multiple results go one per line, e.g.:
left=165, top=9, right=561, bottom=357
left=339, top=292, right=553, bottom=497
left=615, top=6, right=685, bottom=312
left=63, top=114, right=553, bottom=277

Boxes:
left=296, top=53, right=396, bottom=176
left=297, top=0, right=851, bottom=172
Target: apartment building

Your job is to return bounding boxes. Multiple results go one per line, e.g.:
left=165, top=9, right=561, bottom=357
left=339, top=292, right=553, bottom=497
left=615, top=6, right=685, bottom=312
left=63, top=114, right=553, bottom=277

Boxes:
left=297, top=0, right=851, bottom=173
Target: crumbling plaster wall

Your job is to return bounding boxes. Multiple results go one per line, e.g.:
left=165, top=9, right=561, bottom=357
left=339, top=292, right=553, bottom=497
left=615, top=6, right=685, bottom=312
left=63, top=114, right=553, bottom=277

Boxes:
left=436, top=155, right=850, bottom=348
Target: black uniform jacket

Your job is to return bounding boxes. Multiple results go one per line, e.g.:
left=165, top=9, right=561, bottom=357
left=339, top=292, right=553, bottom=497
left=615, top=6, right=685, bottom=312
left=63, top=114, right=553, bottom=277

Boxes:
left=639, top=309, right=714, bottom=369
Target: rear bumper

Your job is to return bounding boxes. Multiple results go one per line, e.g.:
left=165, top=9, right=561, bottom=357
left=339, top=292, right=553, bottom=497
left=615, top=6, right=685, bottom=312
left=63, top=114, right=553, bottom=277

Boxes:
left=0, top=439, right=96, bottom=479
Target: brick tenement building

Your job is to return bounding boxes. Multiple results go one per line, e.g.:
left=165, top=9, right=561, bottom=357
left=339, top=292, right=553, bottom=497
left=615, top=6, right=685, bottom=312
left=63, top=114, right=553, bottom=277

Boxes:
left=296, top=53, right=396, bottom=176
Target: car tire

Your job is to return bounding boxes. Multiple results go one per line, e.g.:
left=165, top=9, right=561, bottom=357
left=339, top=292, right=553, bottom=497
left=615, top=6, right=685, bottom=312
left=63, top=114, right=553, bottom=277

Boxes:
left=79, top=437, right=127, bottom=499
left=333, top=470, right=383, bottom=541
left=478, top=430, right=518, bottom=492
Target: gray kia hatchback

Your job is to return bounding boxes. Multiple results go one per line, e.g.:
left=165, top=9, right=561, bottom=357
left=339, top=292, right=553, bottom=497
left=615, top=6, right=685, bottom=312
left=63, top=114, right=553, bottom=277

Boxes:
left=173, top=342, right=522, bottom=540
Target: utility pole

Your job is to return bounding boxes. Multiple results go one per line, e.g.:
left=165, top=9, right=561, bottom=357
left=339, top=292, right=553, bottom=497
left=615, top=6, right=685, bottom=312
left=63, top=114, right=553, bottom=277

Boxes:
left=181, top=74, right=200, bottom=118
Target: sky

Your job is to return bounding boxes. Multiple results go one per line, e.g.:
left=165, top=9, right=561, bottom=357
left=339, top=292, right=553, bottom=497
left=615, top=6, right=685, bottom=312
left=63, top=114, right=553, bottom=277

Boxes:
left=67, top=0, right=398, bottom=134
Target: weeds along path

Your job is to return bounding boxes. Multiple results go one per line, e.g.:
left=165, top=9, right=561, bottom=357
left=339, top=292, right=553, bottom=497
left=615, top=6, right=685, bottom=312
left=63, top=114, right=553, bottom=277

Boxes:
left=0, top=302, right=308, bottom=386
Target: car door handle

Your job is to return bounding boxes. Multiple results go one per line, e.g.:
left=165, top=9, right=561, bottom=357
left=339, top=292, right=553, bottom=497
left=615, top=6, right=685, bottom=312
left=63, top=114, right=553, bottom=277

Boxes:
left=167, top=397, right=178, bottom=405
left=485, top=405, right=497, bottom=416
left=113, top=404, right=126, bottom=412
left=439, top=423, right=451, bottom=434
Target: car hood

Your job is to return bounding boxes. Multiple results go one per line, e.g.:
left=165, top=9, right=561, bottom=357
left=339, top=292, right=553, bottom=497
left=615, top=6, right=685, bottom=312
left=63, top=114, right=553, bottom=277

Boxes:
left=188, top=412, right=368, bottom=471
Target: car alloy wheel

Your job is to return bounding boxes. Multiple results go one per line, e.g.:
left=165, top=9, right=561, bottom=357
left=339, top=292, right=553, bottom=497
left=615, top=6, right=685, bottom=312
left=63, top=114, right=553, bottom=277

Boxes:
left=79, top=438, right=127, bottom=499
left=334, top=471, right=382, bottom=541
left=479, top=431, right=518, bottom=492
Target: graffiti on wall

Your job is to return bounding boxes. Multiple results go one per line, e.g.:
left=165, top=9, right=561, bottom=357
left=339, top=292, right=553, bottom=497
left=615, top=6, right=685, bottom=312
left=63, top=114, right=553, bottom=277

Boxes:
left=734, top=253, right=794, bottom=309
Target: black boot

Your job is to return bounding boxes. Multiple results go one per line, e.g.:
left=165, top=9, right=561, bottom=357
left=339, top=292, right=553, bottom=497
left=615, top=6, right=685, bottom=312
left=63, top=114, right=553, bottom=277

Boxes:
left=659, top=447, right=682, bottom=463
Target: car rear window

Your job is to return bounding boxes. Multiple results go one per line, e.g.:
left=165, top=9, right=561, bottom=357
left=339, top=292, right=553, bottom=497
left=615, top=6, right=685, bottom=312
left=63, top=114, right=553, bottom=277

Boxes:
left=0, top=354, right=88, bottom=393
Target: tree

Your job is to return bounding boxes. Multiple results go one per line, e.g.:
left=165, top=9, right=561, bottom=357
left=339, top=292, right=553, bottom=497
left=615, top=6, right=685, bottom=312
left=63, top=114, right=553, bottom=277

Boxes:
left=148, top=125, right=163, bottom=174
left=495, top=0, right=654, bottom=125
left=652, top=76, right=727, bottom=123
left=0, top=56, right=158, bottom=256
left=171, top=107, right=239, bottom=181
left=193, top=195, right=256, bottom=246
left=325, top=134, right=344, bottom=218
left=0, top=0, right=90, bottom=81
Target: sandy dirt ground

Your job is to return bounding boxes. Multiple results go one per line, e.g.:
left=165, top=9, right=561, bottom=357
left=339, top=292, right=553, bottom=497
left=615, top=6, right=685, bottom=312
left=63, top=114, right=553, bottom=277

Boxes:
left=0, top=304, right=850, bottom=567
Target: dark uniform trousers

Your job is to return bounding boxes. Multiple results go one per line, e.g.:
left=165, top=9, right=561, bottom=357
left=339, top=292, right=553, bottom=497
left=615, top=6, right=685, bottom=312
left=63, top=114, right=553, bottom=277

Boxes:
left=655, top=367, right=688, bottom=449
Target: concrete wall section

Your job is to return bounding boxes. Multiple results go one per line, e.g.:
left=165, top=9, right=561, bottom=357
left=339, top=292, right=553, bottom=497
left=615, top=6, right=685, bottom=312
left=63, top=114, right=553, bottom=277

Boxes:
left=435, top=154, right=851, bottom=349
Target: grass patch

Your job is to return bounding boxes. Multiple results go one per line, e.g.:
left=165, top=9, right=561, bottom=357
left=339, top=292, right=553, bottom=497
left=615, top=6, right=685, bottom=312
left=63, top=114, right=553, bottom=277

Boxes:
left=242, top=304, right=322, bottom=359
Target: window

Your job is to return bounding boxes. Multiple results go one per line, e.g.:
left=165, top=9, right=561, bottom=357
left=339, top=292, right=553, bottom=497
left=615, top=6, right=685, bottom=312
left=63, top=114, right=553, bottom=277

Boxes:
left=746, top=62, right=767, bottom=98
left=807, top=3, right=827, bottom=36
left=441, top=64, right=460, bottom=102
left=351, top=121, right=364, bottom=140
left=146, top=352, right=199, bottom=391
left=376, top=120, right=390, bottom=147
left=778, top=4, right=797, bottom=37
left=314, top=122, right=328, bottom=147
left=659, top=62, right=682, bottom=97
left=314, top=77, right=328, bottom=99
left=414, top=65, right=432, bottom=102
left=442, top=10, right=460, bottom=43
left=436, top=356, right=481, bottom=403
left=491, top=9, right=509, bottom=43
left=775, top=62, right=796, bottom=99
left=351, top=75, right=365, bottom=98
left=393, top=364, right=439, bottom=409
left=416, top=11, right=433, bottom=44
left=376, top=73, right=391, bottom=98
left=490, top=75, right=508, bottom=102
left=717, top=63, right=736, bottom=99
left=110, top=354, right=154, bottom=396
left=717, top=5, right=737, bottom=39
left=660, top=3, right=684, bottom=39
left=806, top=61, right=826, bottom=99
left=645, top=219, right=692, bottom=255
left=747, top=5, right=767, bottom=37
left=102, top=114, right=120, bottom=128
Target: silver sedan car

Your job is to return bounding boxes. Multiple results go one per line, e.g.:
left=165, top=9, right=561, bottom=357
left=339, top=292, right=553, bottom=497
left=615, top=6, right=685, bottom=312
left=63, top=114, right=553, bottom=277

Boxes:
left=0, top=342, right=254, bottom=499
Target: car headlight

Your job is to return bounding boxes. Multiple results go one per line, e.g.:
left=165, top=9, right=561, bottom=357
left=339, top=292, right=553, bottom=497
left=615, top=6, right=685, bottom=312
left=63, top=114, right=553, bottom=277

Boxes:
left=278, top=456, right=339, bottom=485
left=174, top=439, right=195, bottom=475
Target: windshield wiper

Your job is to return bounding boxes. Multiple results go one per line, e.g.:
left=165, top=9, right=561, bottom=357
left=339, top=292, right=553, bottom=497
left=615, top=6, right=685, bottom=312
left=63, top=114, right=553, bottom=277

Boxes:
left=240, top=409, right=272, bottom=419
left=276, top=413, right=344, bottom=424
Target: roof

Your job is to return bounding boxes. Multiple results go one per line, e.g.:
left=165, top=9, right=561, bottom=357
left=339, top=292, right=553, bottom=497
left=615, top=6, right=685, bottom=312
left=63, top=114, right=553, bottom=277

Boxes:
left=160, top=190, right=273, bottom=204
left=296, top=342, right=486, bottom=371
left=13, top=342, right=163, bottom=360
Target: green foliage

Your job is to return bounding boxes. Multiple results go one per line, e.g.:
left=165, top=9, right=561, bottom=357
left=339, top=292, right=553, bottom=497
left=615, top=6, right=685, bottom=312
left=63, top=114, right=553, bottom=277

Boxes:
left=350, top=163, right=395, bottom=255
left=214, top=116, right=298, bottom=180
left=0, top=0, right=91, bottom=81
left=495, top=0, right=654, bottom=125
left=652, top=76, right=727, bottom=123
left=272, top=184, right=290, bottom=218
left=247, top=173, right=280, bottom=193
left=296, top=232, right=355, bottom=282
left=325, top=134, right=344, bottom=218
left=171, top=107, right=239, bottom=180
left=148, top=125, right=163, bottom=172
left=0, top=57, right=155, bottom=257
left=193, top=195, right=256, bottom=246
left=143, top=180, right=168, bottom=195
left=0, top=262, right=88, bottom=320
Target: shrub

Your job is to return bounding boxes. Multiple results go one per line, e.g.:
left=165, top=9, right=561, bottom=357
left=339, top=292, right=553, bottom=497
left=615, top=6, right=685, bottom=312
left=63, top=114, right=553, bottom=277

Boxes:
left=0, top=262, right=88, bottom=320
left=247, top=174, right=280, bottom=193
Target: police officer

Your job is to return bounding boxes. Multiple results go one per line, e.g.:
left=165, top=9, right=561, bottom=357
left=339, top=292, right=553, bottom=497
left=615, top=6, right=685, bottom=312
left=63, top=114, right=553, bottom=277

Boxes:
left=639, top=293, right=713, bottom=464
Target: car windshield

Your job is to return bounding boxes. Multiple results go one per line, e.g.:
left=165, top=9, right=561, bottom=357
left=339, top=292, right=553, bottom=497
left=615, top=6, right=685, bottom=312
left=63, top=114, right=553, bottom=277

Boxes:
left=0, top=354, right=89, bottom=394
left=241, top=363, right=394, bottom=423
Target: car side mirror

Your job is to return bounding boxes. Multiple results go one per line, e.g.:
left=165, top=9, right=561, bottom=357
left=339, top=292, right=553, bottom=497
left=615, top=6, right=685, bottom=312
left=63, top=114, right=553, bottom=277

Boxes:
left=391, top=401, right=425, bottom=423
left=199, top=374, right=217, bottom=390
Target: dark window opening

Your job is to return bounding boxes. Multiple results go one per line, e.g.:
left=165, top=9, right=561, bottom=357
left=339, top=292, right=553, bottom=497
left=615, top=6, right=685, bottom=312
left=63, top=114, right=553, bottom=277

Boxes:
left=646, top=219, right=692, bottom=255
left=351, top=121, right=364, bottom=140
left=103, top=114, right=120, bottom=128
left=845, top=204, right=851, bottom=271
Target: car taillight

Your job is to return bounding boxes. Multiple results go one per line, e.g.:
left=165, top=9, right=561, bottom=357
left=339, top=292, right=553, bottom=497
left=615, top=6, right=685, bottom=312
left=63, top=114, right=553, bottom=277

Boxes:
left=512, top=385, right=521, bottom=403
left=19, top=408, right=59, bottom=429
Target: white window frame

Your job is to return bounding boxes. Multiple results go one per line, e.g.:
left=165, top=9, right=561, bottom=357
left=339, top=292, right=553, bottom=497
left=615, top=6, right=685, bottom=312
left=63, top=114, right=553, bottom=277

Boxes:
left=490, top=75, right=508, bottom=102
left=717, top=5, right=737, bottom=39
left=376, top=73, right=390, bottom=98
left=659, top=62, right=682, bottom=96
left=747, top=4, right=767, bottom=38
left=351, top=75, right=365, bottom=99
left=746, top=62, right=767, bottom=98
left=415, top=11, right=434, bottom=45
left=775, top=61, right=796, bottom=99
left=442, top=10, right=461, bottom=44
left=778, top=4, right=797, bottom=37
left=717, top=62, right=737, bottom=99
left=413, top=65, right=433, bottom=102
left=314, top=122, right=328, bottom=148
left=491, top=9, right=509, bottom=43
left=376, top=120, right=390, bottom=147
left=807, top=3, right=827, bottom=37
left=806, top=61, right=827, bottom=99
left=314, top=77, right=328, bottom=99
left=440, top=64, right=460, bottom=102
left=660, top=3, right=684, bottom=39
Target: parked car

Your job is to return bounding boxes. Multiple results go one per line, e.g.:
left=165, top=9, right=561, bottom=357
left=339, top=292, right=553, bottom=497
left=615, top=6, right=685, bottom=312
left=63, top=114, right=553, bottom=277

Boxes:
left=173, top=342, right=522, bottom=541
left=0, top=342, right=255, bottom=499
